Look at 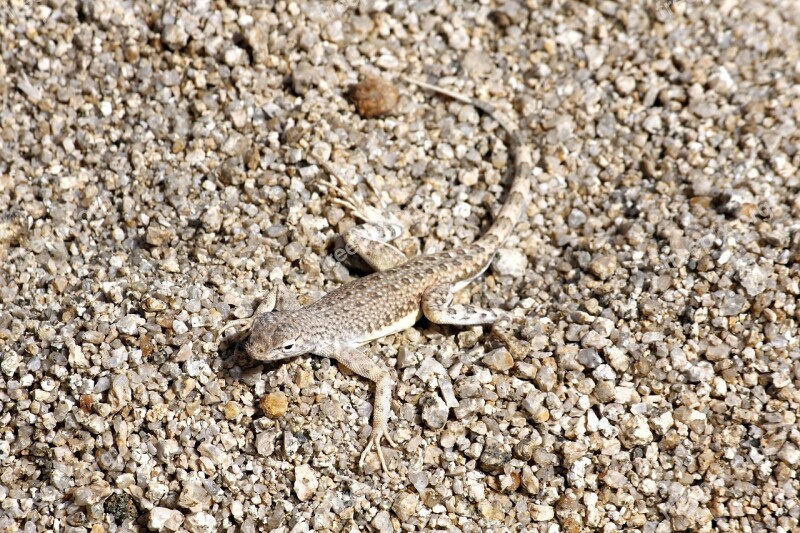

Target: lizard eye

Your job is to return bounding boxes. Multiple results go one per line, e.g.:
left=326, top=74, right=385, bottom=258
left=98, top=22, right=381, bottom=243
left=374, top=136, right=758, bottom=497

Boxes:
left=282, top=342, right=294, bottom=352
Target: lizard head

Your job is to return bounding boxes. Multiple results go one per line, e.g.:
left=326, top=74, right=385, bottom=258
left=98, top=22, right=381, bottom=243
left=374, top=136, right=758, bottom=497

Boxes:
left=244, top=312, right=313, bottom=362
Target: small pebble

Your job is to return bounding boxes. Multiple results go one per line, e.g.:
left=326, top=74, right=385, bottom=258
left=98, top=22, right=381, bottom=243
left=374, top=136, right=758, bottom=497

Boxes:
left=482, top=347, right=514, bottom=372
left=147, top=508, right=184, bottom=531
left=371, top=510, right=394, bottom=533
left=185, top=512, right=217, bottom=533
left=294, top=464, right=319, bottom=502
left=534, top=365, right=556, bottom=391
left=479, top=439, right=511, bottom=473
left=615, top=75, right=636, bottom=95
left=116, top=315, right=143, bottom=335
left=530, top=504, right=555, bottom=521
left=392, top=492, right=419, bottom=522
left=259, top=392, right=288, bottom=418
left=421, top=395, right=449, bottom=430
left=350, top=76, right=399, bottom=118
left=491, top=248, right=528, bottom=277
left=588, top=255, right=617, bottom=280
left=104, top=493, right=138, bottom=524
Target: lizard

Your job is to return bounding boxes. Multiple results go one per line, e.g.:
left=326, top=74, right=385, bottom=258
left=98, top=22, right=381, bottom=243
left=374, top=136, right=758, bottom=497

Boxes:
left=223, top=76, right=532, bottom=473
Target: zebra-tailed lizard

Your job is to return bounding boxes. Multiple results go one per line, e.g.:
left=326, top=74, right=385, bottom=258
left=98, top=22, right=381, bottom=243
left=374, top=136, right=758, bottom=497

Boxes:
left=223, top=77, right=532, bottom=473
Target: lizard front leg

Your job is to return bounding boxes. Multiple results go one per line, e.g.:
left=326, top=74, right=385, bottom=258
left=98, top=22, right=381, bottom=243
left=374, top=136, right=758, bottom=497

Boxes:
left=318, top=343, right=397, bottom=472
left=219, top=282, right=298, bottom=340
left=218, top=287, right=279, bottom=341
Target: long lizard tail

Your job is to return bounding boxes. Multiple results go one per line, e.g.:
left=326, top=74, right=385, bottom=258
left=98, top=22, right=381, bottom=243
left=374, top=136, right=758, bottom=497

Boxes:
left=401, top=76, right=532, bottom=254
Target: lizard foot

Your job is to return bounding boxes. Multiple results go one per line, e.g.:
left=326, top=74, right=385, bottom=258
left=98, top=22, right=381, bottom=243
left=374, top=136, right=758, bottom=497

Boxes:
left=331, top=198, right=399, bottom=228
left=359, top=428, right=397, bottom=474
left=317, top=179, right=379, bottom=220
left=314, top=158, right=383, bottom=200
left=316, top=164, right=394, bottom=225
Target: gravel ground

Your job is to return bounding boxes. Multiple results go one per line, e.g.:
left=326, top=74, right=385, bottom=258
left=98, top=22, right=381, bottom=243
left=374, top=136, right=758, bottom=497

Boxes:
left=1, top=0, right=800, bottom=532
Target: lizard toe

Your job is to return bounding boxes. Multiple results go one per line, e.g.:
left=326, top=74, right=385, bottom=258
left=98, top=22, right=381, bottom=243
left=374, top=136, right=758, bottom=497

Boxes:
left=359, top=431, right=392, bottom=473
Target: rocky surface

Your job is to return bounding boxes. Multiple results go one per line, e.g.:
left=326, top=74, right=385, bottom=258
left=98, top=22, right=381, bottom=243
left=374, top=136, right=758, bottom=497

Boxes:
left=1, top=0, right=799, bottom=531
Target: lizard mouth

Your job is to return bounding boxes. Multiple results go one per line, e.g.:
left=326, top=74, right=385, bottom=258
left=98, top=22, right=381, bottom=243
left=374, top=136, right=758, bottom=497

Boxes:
left=243, top=338, right=269, bottom=361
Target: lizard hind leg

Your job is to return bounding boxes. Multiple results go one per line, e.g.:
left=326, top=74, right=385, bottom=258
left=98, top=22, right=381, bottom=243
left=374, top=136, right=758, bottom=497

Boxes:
left=421, top=283, right=509, bottom=326
left=342, top=222, right=408, bottom=271
left=321, top=174, right=408, bottom=271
